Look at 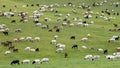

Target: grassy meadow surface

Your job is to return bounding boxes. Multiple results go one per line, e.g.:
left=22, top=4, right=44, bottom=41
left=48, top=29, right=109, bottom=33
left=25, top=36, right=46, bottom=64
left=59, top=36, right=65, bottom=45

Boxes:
left=0, top=0, right=120, bottom=68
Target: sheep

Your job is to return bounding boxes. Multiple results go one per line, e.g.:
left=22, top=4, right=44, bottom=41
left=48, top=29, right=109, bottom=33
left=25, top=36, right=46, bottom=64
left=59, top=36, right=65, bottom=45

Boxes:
left=5, top=51, right=11, bottom=55
left=81, top=45, right=87, bottom=49
left=22, top=59, right=30, bottom=64
left=25, top=47, right=31, bottom=51
left=11, top=60, right=20, bottom=65
left=41, top=58, right=49, bottom=63
left=87, top=34, right=91, bottom=38
left=19, top=37, right=25, bottom=41
left=54, top=35, right=58, bottom=39
left=97, top=48, right=104, bottom=52
left=15, top=28, right=22, bottom=33
left=104, top=49, right=108, bottom=54
left=84, top=55, right=93, bottom=60
left=41, top=25, right=48, bottom=29
left=108, top=36, right=119, bottom=42
left=72, top=44, right=78, bottom=49
left=92, top=55, right=100, bottom=60
left=108, top=38, right=115, bottom=42
left=81, top=37, right=88, bottom=41
left=77, top=22, right=83, bottom=26
left=34, top=37, right=40, bottom=41
left=56, top=44, right=65, bottom=49
left=32, top=59, right=41, bottom=64
left=56, top=48, right=63, bottom=53
left=26, top=37, right=33, bottom=42
left=70, top=36, right=75, bottom=40
left=13, top=38, right=19, bottom=42
left=83, top=23, right=89, bottom=27
left=51, top=39, right=57, bottom=44
left=13, top=48, right=18, bottom=52
left=35, top=23, right=41, bottom=26
left=30, top=49, right=36, bottom=52
left=69, top=23, right=74, bottom=27
left=62, top=22, right=67, bottom=26
left=105, top=55, right=116, bottom=60
left=84, top=55, right=100, bottom=61
left=0, top=29, right=5, bottom=32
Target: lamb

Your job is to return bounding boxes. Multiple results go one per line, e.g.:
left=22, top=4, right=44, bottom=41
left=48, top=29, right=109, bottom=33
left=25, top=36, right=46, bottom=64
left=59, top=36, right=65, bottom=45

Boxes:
left=22, top=59, right=30, bottom=64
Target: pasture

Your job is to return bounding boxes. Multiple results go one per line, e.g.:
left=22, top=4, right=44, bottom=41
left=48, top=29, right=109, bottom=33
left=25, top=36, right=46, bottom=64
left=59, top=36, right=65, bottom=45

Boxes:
left=0, top=0, right=120, bottom=68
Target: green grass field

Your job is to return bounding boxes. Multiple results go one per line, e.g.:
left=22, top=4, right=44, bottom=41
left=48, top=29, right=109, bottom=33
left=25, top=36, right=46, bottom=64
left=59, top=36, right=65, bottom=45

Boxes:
left=0, top=0, right=120, bottom=68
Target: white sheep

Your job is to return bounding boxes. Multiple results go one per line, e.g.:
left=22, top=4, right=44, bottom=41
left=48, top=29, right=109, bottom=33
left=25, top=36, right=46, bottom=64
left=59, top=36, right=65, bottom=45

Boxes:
left=81, top=45, right=87, bottom=49
left=30, top=49, right=36, bottom=52
left=54, top=35, right=58, bottom=39
left=87, top=34, right=91, bottom=38
left=13, top=38, right=19, bottom=42
left=83, top=23, right=89, bottom=27
left=26, top=37, right=33, bottom=42
left=41, top=58, right=49, bottom=63
left=32, top=59, right=41, bottom=64
left=84, top=55, right=93, bottom=60
left=35, top=23, right=41, bottom=26
left=97, top=48, right=104, bottom=52
left=22, top=59, right=30, bottom=64
left=105, top=55, right=116, bottom=60
left=51, top=39, right=57, bottom=44
left=108, top=38, right=115, bottom=42
left=81, top=37, right=88, bottom=41
left=25, top=47, right=31, bottom=51
left=77, top=22, right=83, bottom=26
left=57, top=44, right=65, bottom=49
left=5, top=51, right=11, bottom=55
left=19, top=37, right=25, bottom=41
left=93, top=55, right=100, bottom=60
left=56, top=48, right=63, bottom=53
left=34, top=37, right=40, bottom=41
left=62, top=22, right=67, bottom=26
left=69, top=23, right=74, bottom=27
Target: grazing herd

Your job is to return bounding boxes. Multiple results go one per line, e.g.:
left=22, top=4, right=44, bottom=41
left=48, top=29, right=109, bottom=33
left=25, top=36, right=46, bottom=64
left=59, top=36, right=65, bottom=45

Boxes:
left=0, top=0, right=120, bottom=66
left=11, top=58, right=49, bottom=65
